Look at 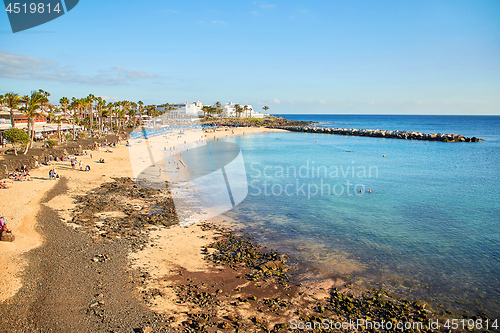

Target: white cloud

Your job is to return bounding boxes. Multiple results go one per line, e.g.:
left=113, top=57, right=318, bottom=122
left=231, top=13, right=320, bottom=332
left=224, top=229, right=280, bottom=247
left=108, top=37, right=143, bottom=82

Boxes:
left=211, top=20, right=227, bottom=25
left=197, top=20, right=205, bottom=24
left=273, top=98, right=281, bottom=104
left=254, top=1, right=276, bottom=9
left=0, top=50, right=161, bottom=86
left=98, top=96, right=121, bottom=102
left=251, top=11, right=260, bottom=16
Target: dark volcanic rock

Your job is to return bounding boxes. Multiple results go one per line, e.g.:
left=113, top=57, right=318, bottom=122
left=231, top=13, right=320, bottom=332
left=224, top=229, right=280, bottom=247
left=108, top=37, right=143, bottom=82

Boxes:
left=71, top=177, right=178, bottom=251
left=269, top=125, right=484, bottom=143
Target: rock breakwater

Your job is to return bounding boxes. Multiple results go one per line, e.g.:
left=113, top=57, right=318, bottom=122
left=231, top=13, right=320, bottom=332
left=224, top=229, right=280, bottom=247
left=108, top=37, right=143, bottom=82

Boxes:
left=269, top=126, right=483, bottom=142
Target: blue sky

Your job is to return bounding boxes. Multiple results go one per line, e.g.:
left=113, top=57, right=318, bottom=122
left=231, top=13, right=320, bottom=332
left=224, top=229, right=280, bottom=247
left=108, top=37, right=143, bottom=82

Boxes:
left=1, top=0, right=499, bottom=114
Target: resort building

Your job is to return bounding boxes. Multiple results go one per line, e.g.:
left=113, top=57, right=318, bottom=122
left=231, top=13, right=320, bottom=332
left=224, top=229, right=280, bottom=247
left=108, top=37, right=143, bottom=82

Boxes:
left=220, top=102, right=268, bottom=118
left=157, top=101, right=203, bottom=118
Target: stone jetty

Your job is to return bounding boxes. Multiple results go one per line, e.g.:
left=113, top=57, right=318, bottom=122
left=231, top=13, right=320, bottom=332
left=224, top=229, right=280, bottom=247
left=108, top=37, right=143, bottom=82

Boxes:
left=268, top=126, right=483, bottom=142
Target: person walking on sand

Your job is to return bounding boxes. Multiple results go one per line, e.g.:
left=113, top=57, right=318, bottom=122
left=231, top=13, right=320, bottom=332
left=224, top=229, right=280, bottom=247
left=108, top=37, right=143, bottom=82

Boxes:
left=79, top=161, right=84, bottom=171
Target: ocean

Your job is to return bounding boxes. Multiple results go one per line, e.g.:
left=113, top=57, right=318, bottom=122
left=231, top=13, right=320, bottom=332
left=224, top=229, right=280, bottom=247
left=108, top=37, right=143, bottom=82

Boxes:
left=220, top=114, right=500, bottom=318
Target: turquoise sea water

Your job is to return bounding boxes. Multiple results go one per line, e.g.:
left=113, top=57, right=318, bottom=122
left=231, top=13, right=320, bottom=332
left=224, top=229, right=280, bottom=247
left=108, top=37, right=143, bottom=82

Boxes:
left=220, top=115, right=500, bottom=318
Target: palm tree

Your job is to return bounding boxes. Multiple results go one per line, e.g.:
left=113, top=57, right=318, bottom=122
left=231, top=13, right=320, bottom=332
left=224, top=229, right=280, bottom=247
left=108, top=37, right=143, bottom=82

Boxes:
left=202, top=105, right=210, bottom=118
left=38, top=89, right=51, bottom=114
left=54, top=115, right=64, bottom=143
left=138, top=101, right=144, bottom=125
left=106, top=102, right=115, bottom=131
left=263, top=105, right=269, bottom=114
left=85, top=94, right=95, bottom=135
left=70, top=97, right=81, bottom=139
left=235, top=104, right=243, bottom=118
left=98, top=106, right=109, bottom=136
left=117, top=108, right=126, bottom=130
left=113, top=102, right=121, bottom=132
left=4, top=92, right=21, bottom=127
left=214, top=102, right=222, bottom=118
left=60, top=97, right=70, bottom=116
left=244, top=105, right=250, bottom=118
left=21, top=90, right=47, bottom=154
left=47, top=112, right=56, bottom=123
left=96, top=97, right=106, bottom=137
left=120, top=100, right=130, bottom=129
left=129, top=102, right=138, bottom=127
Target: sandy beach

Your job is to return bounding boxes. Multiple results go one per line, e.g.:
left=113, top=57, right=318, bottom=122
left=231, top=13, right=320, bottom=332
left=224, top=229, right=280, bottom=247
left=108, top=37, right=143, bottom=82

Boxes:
left=0, top=126, right=305, bottom=330
left=0, top=125, right=453, bottom=332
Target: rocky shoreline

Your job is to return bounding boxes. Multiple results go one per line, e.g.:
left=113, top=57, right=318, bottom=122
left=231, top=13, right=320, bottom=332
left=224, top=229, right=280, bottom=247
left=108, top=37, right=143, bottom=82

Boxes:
left=201, top=117, right=312, bottom=128
left=65, top=177, right=488, bottom=332
left=268, top=125, right=484, bottom=142
left=201, top=117, right=483, bottom=142
left=1, top=174, right=491, bottom=332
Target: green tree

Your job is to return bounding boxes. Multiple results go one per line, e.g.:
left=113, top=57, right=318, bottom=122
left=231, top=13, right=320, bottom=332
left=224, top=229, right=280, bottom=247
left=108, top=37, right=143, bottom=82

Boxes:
left=85, top=94, right=95, bottom=135
left=4, top=92, right=21, bottom=127
left=60, top=97, right=70, bottom=116
left=202, top=105, right=210, bottom=118
left=54, top=115, right=64, bottom=143
left=4, top=127, right=29, bottom=156
left=21, top=90, right=47, bottom=154
left=263, top=105, right=269, bottom=113
left=235, top=104, right=243, bottom=118
left=70, top=97, right=82, bottom=139
left=244, top=105, right=250, bottom=118
left=138, top=101, right=144, bottom=125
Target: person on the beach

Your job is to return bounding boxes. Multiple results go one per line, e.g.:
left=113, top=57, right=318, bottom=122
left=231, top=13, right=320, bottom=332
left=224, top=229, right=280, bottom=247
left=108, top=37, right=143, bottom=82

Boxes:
left=79, top=161, right=84, bottom=171
left=0, top=217, right=11, bottom=233
left=49, top=169, right=54, bottom=180
left=0, top=181, right=12, bottom=189
left=85, top=165, right=91, bottom=171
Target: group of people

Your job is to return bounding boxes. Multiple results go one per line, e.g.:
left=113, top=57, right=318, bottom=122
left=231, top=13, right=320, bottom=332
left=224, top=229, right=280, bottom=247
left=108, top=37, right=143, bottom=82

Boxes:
left=69, top=156, right=91, bottom=171
left=48, top=168, right=59, bottom=180
left=8, top=170, right=31, bottom=182
left=8, top=165, right=32, bottom=182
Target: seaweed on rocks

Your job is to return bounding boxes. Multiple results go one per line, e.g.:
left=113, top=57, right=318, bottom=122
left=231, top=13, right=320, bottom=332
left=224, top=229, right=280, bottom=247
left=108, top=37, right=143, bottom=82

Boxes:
left=202, top=223, right=290, bottom=287
left=71, top=177, right=178, bottom=251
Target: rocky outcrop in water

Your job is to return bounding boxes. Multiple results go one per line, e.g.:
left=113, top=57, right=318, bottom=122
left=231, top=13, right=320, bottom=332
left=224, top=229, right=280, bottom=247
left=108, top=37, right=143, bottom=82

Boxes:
left=201, top=117, right=311, bottom=128
left=269, top=126, right=483, bottom=142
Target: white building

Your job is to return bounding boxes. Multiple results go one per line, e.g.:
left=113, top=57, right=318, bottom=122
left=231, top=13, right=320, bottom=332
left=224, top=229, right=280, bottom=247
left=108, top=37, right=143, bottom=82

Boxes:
left=186, top=100, right=203, bottom=116
left=157, top=101, right=203, bottom=117
left=221, top=102, right=268, bottom=118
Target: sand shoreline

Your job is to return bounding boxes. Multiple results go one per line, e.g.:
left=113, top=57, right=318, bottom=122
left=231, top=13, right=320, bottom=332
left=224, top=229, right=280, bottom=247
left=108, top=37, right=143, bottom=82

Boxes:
left=0, top=125, right=473, bottom=331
